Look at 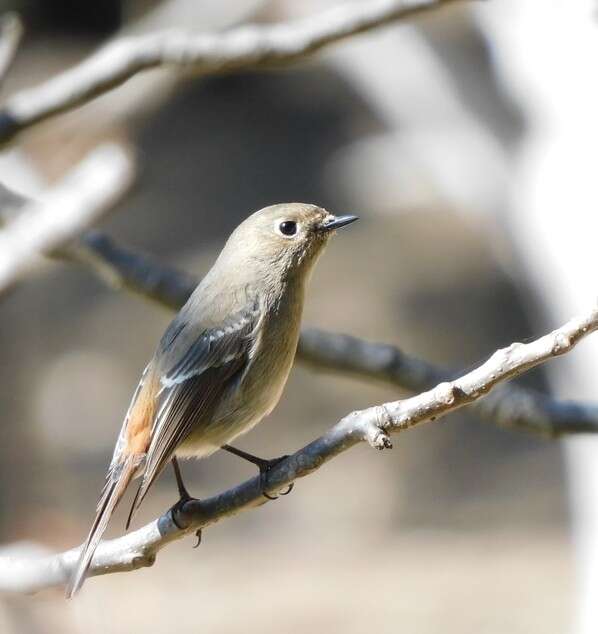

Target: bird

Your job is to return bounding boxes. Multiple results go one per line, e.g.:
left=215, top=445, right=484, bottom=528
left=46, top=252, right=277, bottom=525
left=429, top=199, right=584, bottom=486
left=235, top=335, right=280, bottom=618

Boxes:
left=67, top=203, right=358, bottom=596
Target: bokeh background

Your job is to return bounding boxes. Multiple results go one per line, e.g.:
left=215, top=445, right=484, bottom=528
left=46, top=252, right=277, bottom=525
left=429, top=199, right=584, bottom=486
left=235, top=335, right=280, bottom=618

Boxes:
left=0, top=1, right=595, bottom=632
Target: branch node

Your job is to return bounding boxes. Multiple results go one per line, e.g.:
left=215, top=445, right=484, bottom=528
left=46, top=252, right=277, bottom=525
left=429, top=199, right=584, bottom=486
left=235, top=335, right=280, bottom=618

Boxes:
left=132, top=552, right=155, bottom=568
left=506, top=342, right=523, bottom=356
left=435, top=382, right=457, bottom=405
left=365, top=406, right=393, bottom=450
left=552, top=332, right=571, bottom=354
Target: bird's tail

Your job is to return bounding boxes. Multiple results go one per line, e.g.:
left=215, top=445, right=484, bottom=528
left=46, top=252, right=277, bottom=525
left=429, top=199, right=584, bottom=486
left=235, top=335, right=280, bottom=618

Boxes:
left=66, top=457, right=137, bottom=598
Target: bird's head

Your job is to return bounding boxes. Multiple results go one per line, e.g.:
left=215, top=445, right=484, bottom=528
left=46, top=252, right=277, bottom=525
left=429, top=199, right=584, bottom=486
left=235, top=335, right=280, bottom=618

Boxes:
left=222, top=203, right=358, bottom=285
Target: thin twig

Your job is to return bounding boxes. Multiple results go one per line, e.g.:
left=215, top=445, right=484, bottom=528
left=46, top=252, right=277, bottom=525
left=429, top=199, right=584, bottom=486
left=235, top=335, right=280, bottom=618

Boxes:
left=0, top=303, right=596, bottom=593
left=0, top=0, right=459, bottom=144
left=0, top=144, right=134, bottom=294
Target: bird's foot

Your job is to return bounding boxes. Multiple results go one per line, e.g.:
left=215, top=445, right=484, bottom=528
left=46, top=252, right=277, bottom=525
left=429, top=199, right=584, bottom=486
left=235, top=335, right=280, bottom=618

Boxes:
left=169, top=495, right=203, bottom=547
left=221, top=445, right=294, bottom=500
left=170, top=493, right=194, bottom=529
left=256, top=455, right=294, bottom=500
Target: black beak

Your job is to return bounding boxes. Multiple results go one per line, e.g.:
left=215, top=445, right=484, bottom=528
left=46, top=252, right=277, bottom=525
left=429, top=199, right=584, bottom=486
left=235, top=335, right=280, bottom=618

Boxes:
left=319, top=214, right=359, bottom=232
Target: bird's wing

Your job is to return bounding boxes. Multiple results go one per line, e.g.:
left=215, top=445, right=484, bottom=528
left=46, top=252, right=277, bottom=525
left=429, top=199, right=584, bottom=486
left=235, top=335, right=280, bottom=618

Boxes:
left=68, top=300, right=262, bottom=596
left=109, top=361, right=152, bottom=472
left=128, top=300, right=263, bottom=520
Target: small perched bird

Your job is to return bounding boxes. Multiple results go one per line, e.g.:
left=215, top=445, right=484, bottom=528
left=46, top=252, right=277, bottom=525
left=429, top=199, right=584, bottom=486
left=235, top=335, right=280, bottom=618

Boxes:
left=67, top=203, right=357, bottom=596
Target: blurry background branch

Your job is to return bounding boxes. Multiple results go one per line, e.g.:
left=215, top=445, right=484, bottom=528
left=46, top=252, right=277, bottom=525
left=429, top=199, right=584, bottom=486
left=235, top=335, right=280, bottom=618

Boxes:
left=0, top=0, right=459, bottom=144
left=1, top=181, right=597, bottom=435
left=298, top=330, right=598, bottom=436
left=0, top=145, right=134, bottom=294
left=0, top=12, right=22, bottom=87
left=0, top=303, right=596, bottom=594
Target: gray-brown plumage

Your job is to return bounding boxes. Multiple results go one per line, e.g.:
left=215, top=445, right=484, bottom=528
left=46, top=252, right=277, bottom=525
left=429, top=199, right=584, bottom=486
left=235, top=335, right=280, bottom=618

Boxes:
left=67, top=203, right=357, bottom=596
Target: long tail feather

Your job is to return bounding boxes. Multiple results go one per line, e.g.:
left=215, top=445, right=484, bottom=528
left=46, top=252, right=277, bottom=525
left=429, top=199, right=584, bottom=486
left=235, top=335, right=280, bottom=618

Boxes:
left=66, top=458, right=137, bottom=598
left=125, top=464, right=165, bottom=531
left=125, top=481, right=143, bottom=530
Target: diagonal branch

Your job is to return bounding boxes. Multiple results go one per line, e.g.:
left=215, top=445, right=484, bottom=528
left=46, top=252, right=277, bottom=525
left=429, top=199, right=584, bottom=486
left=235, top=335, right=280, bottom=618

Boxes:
left=0, top=145, right=134, bottom=295
left=0, top=0, right=460, bottom=144
left=297, top=328, right=598, bottom=435
left=1, top=303, right=596, bottom=594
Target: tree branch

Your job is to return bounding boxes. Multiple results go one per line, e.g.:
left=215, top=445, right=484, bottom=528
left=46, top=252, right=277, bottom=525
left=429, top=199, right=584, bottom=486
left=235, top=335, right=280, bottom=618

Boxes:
left=0, top=13, right=22, bottom=87
left=297, top=328, right=598, bottom=436
left=0, top=145, right=134, bottom=294
left=78, top=231, right=198, bottom=310
left=1, top=303, right=596, bottom=594
left=0, top=0, right=459, bottom=144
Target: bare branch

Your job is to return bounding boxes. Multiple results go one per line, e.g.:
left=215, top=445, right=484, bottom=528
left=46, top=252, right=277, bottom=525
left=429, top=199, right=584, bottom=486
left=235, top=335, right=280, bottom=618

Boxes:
left=78, top=231, right=198, bottom=309
left=0, top=145, right=134, bottom=294
left=0, top=13, right=22, bottom=87
left=0, top=0, right=459, bottom=144
left=297, top=328, right=598, bottom=435
left=1, top=304, right=596, bottom=594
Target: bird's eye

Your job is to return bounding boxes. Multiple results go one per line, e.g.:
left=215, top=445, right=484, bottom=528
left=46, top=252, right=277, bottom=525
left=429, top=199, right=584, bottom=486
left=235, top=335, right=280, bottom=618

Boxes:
left=278, top=220, right=297, bottom=236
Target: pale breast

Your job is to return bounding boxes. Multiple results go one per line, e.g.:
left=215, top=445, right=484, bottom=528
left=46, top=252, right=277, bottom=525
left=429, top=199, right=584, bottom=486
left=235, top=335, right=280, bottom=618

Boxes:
left=177, top=290, right=303, bottom=457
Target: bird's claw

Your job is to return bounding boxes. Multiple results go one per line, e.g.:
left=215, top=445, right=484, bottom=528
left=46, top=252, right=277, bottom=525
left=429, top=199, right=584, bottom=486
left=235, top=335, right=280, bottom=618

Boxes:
left=261, top=478, right=279, bottom=500
left=170, top=498, right=203, bottom=549
left=259, top=455, right=293, bottom=500
left=170, top=494, right=197, bottom=531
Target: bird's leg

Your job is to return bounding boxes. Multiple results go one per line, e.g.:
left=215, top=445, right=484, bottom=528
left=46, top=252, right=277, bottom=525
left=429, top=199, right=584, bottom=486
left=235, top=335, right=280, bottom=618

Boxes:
left=221, top=444, right=293, bottom=500
left=172, top=456, right=192, bottom=501
left=170, top=457, right=202, bottom=547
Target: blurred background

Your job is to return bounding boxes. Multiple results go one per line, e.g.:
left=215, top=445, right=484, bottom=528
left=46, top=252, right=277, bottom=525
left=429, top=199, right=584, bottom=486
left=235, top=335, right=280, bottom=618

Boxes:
left=0, top=0, right=594, bottom=632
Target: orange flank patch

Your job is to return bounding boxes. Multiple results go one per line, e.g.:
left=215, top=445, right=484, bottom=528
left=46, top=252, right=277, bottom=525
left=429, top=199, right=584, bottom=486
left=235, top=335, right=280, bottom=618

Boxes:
left=124, top=371, right=157, bottom=456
